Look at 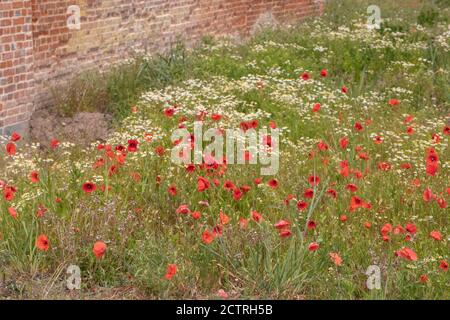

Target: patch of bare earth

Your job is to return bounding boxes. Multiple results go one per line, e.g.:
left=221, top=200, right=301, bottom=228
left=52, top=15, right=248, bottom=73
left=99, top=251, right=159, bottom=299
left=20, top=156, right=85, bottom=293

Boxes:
left=29, top=110, right=112, bottom=147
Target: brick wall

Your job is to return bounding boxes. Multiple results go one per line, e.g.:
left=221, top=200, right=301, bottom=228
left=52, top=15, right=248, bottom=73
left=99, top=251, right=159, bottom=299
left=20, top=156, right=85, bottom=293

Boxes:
left=0, top=0, right=34, bottom=136
left=1, top=0, right=322, bottom=136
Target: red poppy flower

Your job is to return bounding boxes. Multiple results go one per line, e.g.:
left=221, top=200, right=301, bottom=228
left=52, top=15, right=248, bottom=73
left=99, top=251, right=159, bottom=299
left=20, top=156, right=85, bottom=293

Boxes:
left=233, top=188, right=243, bottom=201
left=425, top=148, right=439, bottom=176
left=219, top=211, right=230, bottom=225
left=223, top=180, right=235, bottom=191
left=432, top=133, right=440, bottom=144
left=211, top=113, right=222, bottom=121
left=116, top=153, right=126, bottom=165
left=164, top=264, right=177, bottom=280
left=317, top=140, right=329, bottom=151
left=142, top=133, right=153, bottom=143
left=419, top=274, right=428, bottom=283
left=279, top=229, right=292, bottom=238
left=308, top=175, right=320, bottom=186
left=362, top=201, right=372, bottom=210
left=130, top=172, right=141, bottom=182
left=93, top=158, right=105, bottom=169
left=3, top=186, right=16, bottom=201
left=269, top=121, right=277, bottom=129
left=395, top=247, right=418, bottom=261
left=202, top=230, right=214, bottom=244
left=404, top=115, right=414, bottom=123
left=30, top=171, right=40, bottom=183
left=307, top=220, right=316, bottom=230
left=373, top=136, right=383, bottom=144
left=82, top=182, right=96, bottom=193
left=164, top=108, right=175, bottom=117
left=423, top=188, right=433, bottom=202
left=239, top=217, right=249, bottom=229
left=364, top=221, right=372, bottom=229
left=251, top=210, right=262, bottom=222
left=36, top=234, right=49, bottom=251
left=354, top=122, right=363, bottom=132
left=297, top=200, right=308, bottom=211
left=346, top=184, right=358, bottom=193
left=312, top=103, right=321, bottom=112
left=10, top=132, right=21, bottom=142
left=191, top=211, right=201, bottom=219
left=8, top=207, right=17, bottom=219
left=168, top=185, right=177, bottom=196
left=274, top=220, right=290, bottom=230
left=93, top=241, right=107, bottom=259
left=155, top=146, right=165, bottom=156
left=114, top=144, right=125, bottom=152
left=378, top=162, right=391, bottom=171
left=308, top=242, right=320, bottom=251
left=249, top=119, right=259, bottom=129
left=127, top=139, right=139, bottom=152
left=197, top=176, right=210, bottom=192
left=301, top=72, right=310, bottom=80
left=430, top=230, right=441, bottom=241
left=339, top=161, right=350, bottom=177
left=340, top=215, right=347, bottom=222
left=388, top=99, right=400, bottom=106
left=401, top=163, right=412, bottom=170
left=406, top=127, right=414, bottom=135
left=393, top=225, right=405, bottom=235
left=240, top=122, right=249, bottom=132
left=6, top=142, right=16, bottom=156
left=107, top=165, right=118, bottom=177
left=304, top=188, right=314, bottom=199
left=437, top=198, right=447, bottom=209
left=341, top=86, right=348, bottom=93
left=444, top=125, right=450, bottom=136
left=50, top=138, right=59, bottom=149
left=327, top=188, right=337, bottom=199
left=380, top=223, right=392, bottom=236
left=350, top=196, right=363, bottom=212
left=405, top=223, right=417, bottom=234
left=176, top=204, right=190, bottom=214
left=36, top=204, right=48, bottom=218
left=439, top=260, right=448, bottom=272
left=217, top=289, right=229, bottom=299
left=329, top=252, right=342, bottom=266
left=320, top=69, right=328, bottom=77
left=339, top=137, right=349, bottom=149
left=267, top=179, right=278, bottom=189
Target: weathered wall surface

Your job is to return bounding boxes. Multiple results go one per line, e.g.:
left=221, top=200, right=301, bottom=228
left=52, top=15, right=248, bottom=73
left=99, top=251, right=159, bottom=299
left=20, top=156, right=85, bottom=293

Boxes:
left=0, top=0, right=322, bottom=136
left=0, top=0, right=34, bottom=136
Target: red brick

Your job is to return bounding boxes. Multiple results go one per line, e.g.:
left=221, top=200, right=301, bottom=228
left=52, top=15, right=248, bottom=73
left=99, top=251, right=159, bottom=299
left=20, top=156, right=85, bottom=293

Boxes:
left=1, top=0, right=321, bottom=134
